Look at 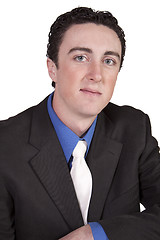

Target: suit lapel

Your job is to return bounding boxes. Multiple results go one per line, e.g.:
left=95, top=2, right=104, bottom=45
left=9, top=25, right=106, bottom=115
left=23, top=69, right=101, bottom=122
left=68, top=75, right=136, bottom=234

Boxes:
left=29, top=98, right=83, bottom=230
left=87, top=111, right=123, bottom=222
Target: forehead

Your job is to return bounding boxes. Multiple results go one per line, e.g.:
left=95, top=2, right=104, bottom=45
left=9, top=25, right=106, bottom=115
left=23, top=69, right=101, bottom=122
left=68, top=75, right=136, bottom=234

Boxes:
left=60, top=23, right=121, bottom=54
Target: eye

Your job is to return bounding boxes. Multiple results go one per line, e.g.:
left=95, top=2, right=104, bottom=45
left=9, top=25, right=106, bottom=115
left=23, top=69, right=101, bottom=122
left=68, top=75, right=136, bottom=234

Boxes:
left=104, top=58, right=116, bottom=66
left=74, top=55, right=87, bottom=62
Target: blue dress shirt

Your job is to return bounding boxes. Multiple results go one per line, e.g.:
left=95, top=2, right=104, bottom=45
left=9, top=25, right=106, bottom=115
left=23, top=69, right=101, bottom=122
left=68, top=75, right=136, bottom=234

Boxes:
left=47, top=92, right=108, bottom=240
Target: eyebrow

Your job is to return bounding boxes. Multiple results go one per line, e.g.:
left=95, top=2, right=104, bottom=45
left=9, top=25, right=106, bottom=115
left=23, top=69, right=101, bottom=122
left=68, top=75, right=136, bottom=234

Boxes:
left=68, top=47, right=120, bottom=60
left=104, top=51, right=120, bottom=60
left=68, top=47, right=92, bottom=54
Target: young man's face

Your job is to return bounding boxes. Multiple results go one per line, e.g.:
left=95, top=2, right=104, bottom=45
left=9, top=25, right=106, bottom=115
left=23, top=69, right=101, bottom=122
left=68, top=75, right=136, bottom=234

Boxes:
left=48, top=23, right=121, bottom=122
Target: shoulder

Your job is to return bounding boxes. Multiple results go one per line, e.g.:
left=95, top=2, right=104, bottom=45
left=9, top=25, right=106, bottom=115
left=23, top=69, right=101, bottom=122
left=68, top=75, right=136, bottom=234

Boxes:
left=101, top=102, right=150, bottom=141
left=0, top=107, right=32, bottom=140
left=0, top=96, right=49, bottom=173
left=0, top=96, right=49, bottom=145
left=103, top=102, right=147, bottom=125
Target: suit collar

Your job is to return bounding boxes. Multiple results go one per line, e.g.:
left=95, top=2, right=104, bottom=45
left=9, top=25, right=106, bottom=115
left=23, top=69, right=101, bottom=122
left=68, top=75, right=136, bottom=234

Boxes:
left=29, top=98, right=123, bottom=226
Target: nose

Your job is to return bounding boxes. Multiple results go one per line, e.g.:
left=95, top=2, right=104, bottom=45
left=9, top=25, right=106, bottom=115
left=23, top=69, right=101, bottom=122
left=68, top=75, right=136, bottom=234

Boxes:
left=87, top=61, right=102, bottom=82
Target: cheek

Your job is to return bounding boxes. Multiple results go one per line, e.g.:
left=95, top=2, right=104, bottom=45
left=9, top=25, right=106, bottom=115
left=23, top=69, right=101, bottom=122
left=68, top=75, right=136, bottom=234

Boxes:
left=59, top=67, right=78, bottom=86
left=104, top=73, right=118, bottom=90
left=56, top=71, right=78, bottom=100
left=102, top=74, right=118, bottom=102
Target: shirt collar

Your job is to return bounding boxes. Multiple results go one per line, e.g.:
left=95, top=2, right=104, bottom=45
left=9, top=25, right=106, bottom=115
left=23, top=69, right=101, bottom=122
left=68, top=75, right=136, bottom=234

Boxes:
left=47, top=92, right=97, bottom=163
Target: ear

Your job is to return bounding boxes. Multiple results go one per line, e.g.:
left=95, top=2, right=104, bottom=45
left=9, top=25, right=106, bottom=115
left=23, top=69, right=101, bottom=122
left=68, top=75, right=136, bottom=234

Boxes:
left=47, top=58, right=57, bottom=84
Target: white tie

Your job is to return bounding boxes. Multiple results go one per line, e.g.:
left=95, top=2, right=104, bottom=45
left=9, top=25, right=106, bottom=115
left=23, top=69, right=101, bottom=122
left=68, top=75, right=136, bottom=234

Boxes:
left=70, top=140, right=92, bottom=225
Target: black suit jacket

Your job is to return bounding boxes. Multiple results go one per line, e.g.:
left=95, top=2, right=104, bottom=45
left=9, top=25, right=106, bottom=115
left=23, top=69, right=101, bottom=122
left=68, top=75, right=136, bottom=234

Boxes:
left=0, top=96, right=160, bottom=240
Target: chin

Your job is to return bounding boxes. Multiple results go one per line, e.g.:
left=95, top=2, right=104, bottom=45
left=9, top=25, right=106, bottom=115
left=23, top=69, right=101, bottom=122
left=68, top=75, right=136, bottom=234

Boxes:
left=78, top=104, right=105, bottom=118
left=81, top=110, right=100, bottom=119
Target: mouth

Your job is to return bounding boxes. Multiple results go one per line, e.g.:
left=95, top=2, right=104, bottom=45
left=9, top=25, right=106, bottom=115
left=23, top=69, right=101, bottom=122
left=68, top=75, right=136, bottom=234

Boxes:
left=80, top=88, right=102, bottom=96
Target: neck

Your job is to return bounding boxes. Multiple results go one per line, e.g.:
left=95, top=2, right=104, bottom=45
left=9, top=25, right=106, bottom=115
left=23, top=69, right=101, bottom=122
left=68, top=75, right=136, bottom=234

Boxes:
left=67, top=117, right=96, bottom=137
left=52, top=105, right=96, bottom=137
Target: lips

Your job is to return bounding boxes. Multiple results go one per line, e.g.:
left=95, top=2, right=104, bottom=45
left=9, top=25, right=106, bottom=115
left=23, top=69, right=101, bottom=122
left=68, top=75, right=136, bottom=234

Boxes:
left=80, top=88, right=101, bottom=95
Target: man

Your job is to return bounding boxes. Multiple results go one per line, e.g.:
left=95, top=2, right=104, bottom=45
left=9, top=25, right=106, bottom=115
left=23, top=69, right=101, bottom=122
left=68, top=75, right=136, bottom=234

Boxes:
left=0, top=7, right=160, bottom=240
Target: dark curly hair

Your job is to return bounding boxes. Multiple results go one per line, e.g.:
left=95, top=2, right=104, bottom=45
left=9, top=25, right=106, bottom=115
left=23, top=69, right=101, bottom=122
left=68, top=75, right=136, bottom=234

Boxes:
left=47, top=7, right=126, bottom=87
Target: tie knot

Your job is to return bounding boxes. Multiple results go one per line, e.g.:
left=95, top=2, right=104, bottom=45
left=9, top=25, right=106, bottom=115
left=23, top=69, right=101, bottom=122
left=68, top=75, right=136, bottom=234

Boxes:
left=72, top=140, right=87, bottom=159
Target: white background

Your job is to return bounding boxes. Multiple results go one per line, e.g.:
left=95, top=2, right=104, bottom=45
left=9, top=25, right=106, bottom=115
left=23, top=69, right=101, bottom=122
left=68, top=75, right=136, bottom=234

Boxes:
left=0, top=0, right=159, bottom=144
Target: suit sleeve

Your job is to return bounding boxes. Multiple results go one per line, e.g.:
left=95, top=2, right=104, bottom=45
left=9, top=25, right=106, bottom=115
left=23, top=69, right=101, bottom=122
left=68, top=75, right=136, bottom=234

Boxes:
left=0, top=122, right=15, bottom=240
left=98, top=114, right=160, bottom=240
left=0, top=175, right=15, bottom=239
